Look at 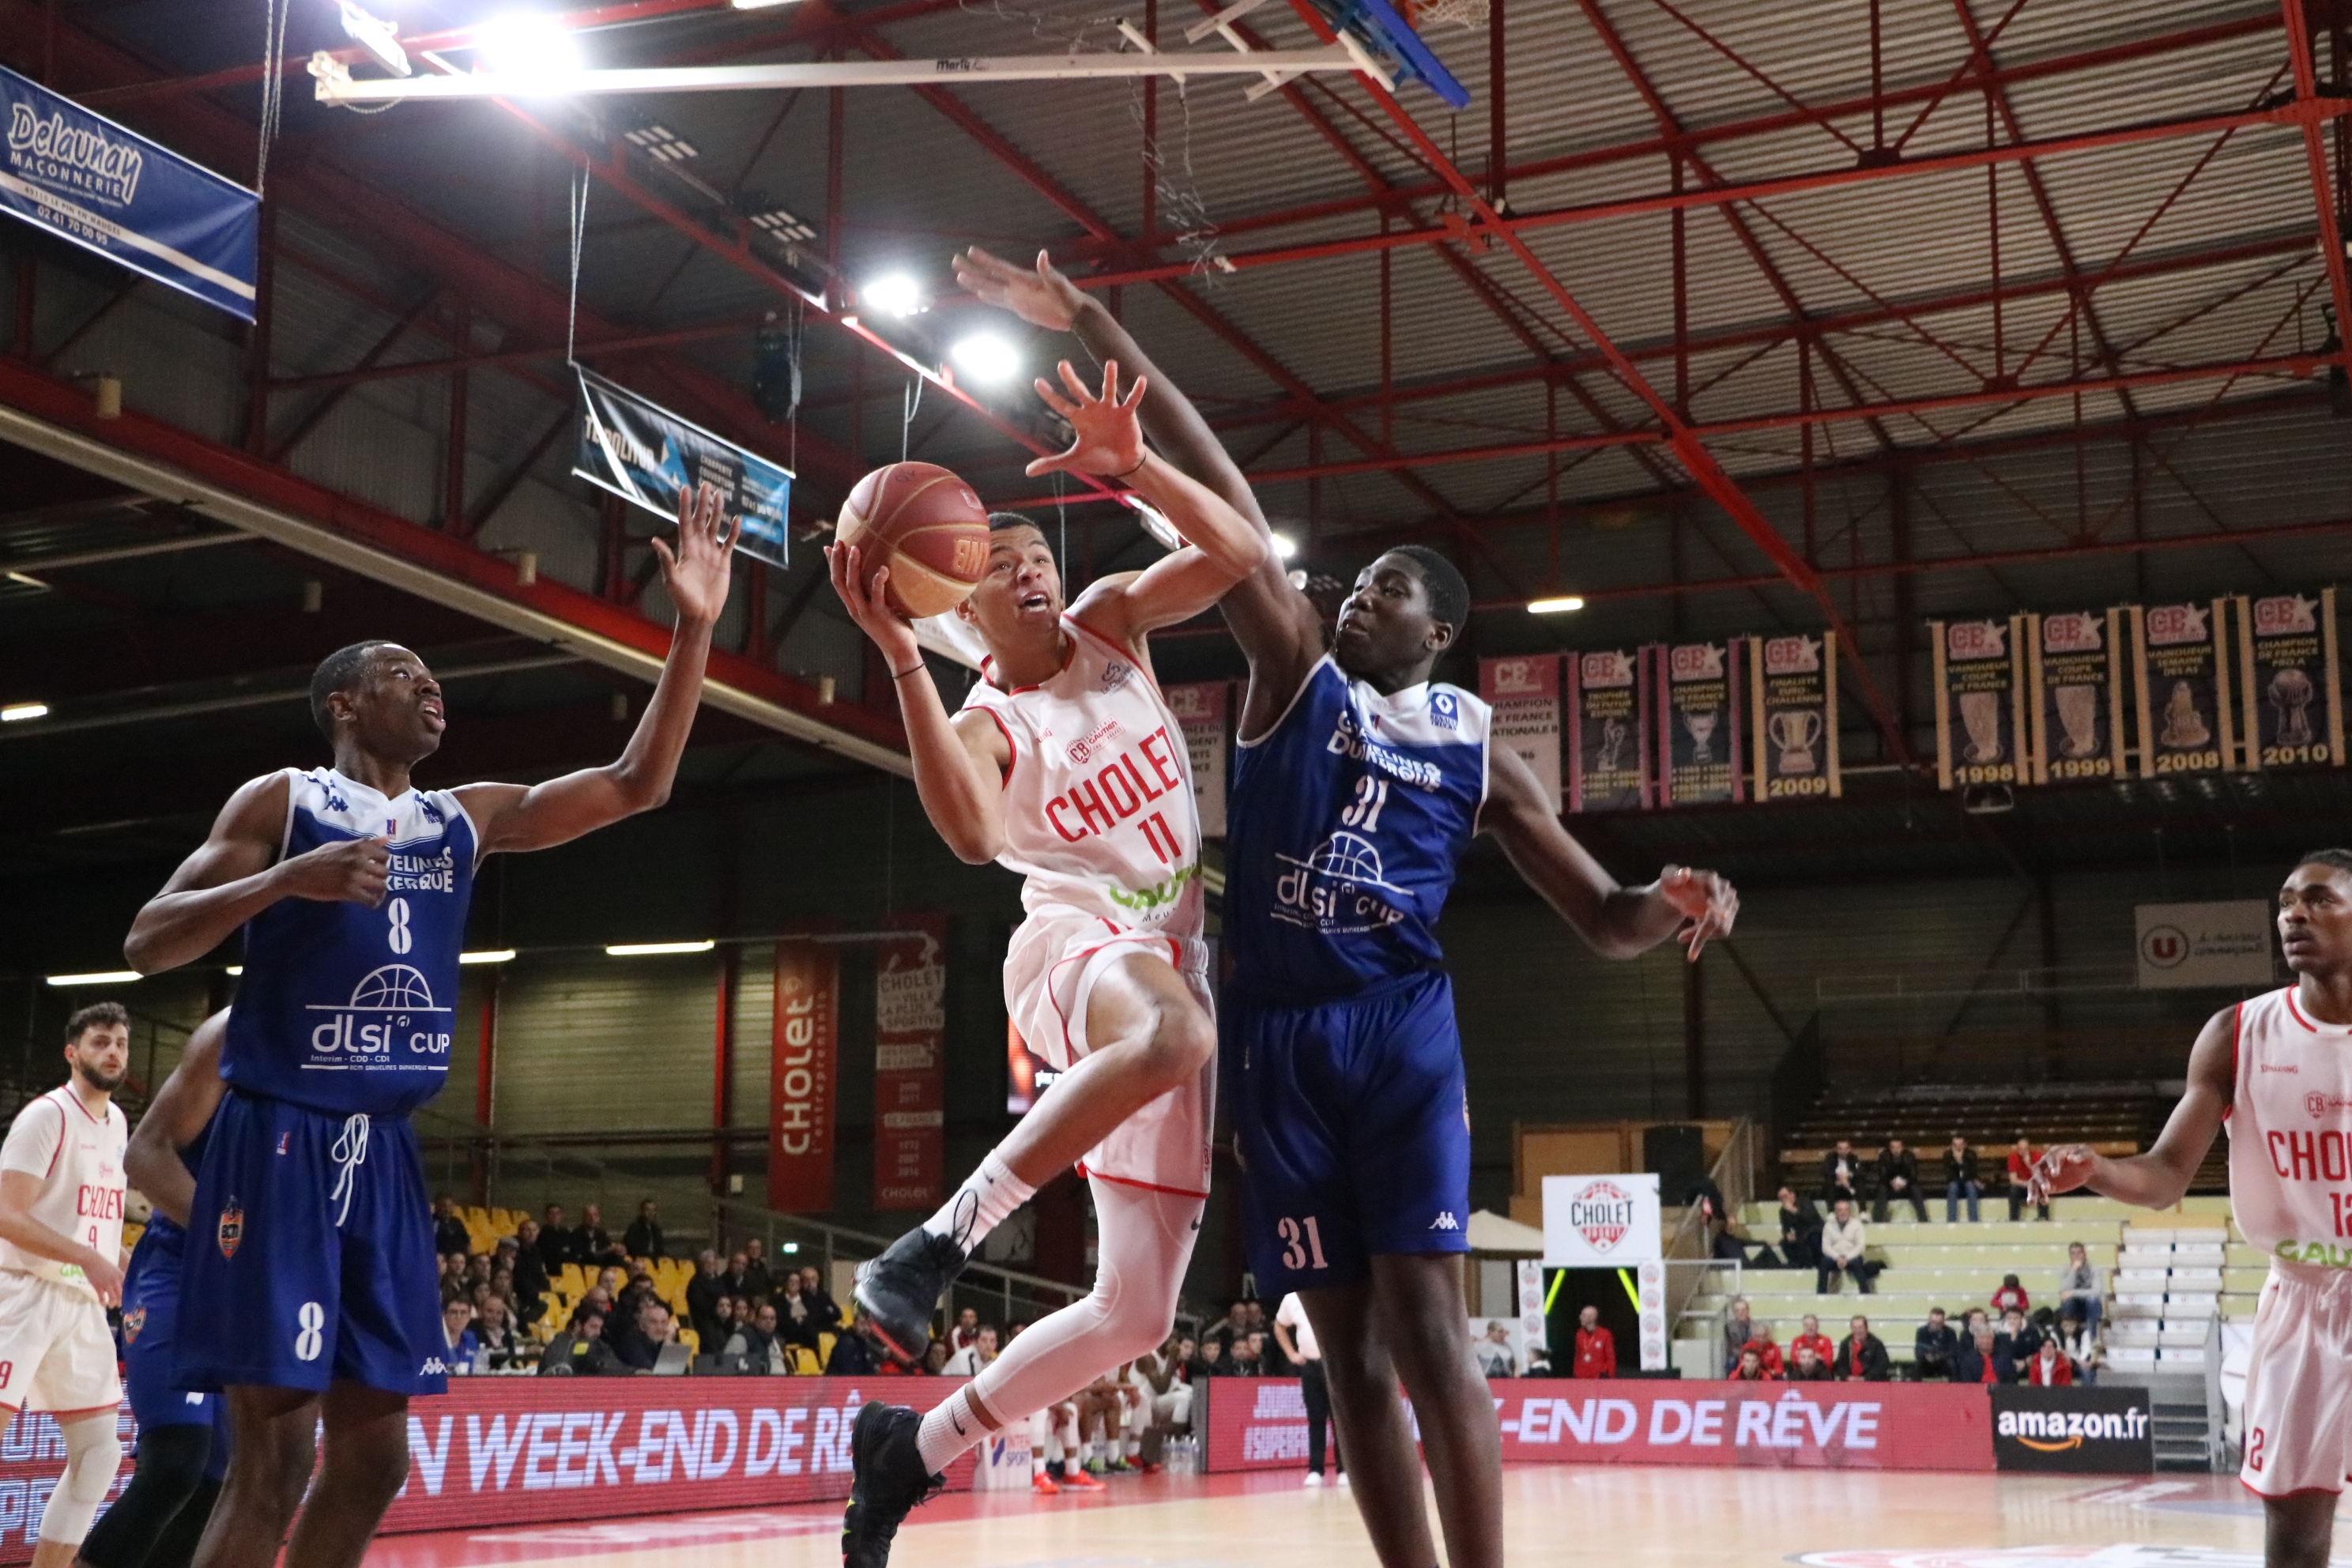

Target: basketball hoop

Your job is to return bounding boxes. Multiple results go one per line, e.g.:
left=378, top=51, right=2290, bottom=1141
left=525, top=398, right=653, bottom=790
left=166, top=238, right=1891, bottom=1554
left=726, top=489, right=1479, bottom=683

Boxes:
left=1405, top=0, right=1487, bottom=30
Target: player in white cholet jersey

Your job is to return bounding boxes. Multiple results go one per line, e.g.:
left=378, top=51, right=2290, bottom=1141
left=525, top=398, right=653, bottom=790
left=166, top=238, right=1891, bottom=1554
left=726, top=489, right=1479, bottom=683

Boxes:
left=2040, top=850, right=2352, bottom=1568
left=827, top=360, right=1268, bottom=1565
left=0, top=1004, right=134, bottom=1567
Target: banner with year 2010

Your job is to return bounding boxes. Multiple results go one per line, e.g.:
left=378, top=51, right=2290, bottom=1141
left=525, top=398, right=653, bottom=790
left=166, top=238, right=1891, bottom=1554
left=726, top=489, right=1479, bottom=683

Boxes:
left=1654, top=641, right=1744, bottom=805
left=1932, top=616, right=2027, bottom=790
left=1479, top=654, right=1562, bottom=813
left=2129, top=601, right=2234, bottom=778
left=1747, top=632, right=1838, bottom=802
left=1566, top=650, right=1651, bottom=812
left=872, top=918, right=946, bottom=1211
left=2026, top=609, right=2127, bottom=785
left=767, top=941, right=839, bottom=1214
left=1162, top=682, right=1229, bottom=837
left=2236, top=587, right=2343, bottom=772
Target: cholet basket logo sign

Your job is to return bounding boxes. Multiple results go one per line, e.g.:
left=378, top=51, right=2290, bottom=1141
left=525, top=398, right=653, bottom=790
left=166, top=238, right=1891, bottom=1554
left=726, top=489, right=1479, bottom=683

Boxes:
left=1564, top=1179, right=1636, bottom=1253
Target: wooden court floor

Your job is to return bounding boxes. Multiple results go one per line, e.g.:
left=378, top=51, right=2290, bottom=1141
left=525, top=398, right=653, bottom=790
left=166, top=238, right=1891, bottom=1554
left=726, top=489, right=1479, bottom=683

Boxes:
left=360, top=1465, right=2309, bottom=1568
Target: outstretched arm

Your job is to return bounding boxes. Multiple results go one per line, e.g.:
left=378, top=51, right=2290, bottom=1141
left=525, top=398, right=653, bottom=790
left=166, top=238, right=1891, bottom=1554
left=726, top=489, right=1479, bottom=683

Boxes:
left=1480, top=744, right=1740, bottom=960
left=2037, top=1008, right=2233, bottom=1208
left=458, top=483, right=736, bottom=854
left=126, top=1010, right=228, bottom=1230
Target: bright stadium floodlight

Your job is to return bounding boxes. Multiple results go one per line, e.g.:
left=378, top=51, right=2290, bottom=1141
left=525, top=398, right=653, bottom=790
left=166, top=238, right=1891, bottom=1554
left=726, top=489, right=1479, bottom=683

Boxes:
left=605, top=940, right=716, bottom=957
left=733, top=0, right=800, bottom=9
left=473, top=13, right=581, bottom=86
left=949, top=334, right=1020, bottom=385
left=862, top=273, right=925, bottom=318
left=1271, top=532, right=1299, bottom=560
left=224, top=966, right=243, bottom=977
left=46, top=971, right=141, bottom=987
left=458, top=949, right=518, bottom=965
left=1528, top=596, right=1586, bottom=614
left=1, top=702, right=47, bottom=722
left=337, top=0, right=410, bottom=76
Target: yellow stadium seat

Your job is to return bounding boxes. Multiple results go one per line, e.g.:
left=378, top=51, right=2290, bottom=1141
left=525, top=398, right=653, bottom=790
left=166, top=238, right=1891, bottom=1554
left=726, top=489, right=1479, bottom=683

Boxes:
left=464, top=1204, right=490, bottom=1231
left=817, top=1331, right=836, bottom=1369
left=558, top=1264, right=585, bottom=1293
left=789, top=1346, right=820, bottom=1375
left=680, top=1328, right=700, bottom=1355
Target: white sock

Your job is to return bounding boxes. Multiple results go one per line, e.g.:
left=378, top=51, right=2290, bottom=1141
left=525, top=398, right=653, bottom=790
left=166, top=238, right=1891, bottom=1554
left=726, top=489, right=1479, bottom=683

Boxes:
left=916, top=1386, right=987, bottom=1475
left=921, top=1153, right=1035, bottom=1258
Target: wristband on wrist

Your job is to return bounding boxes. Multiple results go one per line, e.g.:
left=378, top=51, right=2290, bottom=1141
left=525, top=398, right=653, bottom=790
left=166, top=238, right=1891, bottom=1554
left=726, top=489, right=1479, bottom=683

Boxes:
left=1111, top=453, right=1149, bottom=479
left=891, top=662, right=925, bottom=681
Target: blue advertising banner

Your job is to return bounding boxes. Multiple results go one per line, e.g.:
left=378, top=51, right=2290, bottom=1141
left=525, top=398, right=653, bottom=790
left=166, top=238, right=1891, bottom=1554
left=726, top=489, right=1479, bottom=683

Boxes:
left=0, top=66, right=258, bottom=320
left=573, top=367, right=790, bottom=570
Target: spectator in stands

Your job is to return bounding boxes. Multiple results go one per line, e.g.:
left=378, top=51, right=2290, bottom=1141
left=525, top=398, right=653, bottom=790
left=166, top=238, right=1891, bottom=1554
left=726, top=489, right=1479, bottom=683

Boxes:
left=624, top=1199, right=665, bottom=1261
left=1226, top=1329, right=1268, bottom=1378
left=1221, top=1300, right=1252, bottom=1345
left=2006, top=1136, right=2049, bottom=1221
left=1821, top=1138, right=1863, bottom=1207
left=2025, top=1336, right=2073, bottom=1386
left=463, top=1253, right=492, bottom=1293
left=432, top=1193, right=472, bottom=1258
left=718, top=1251, right=750, bottom=1301
left=1792, top=1314, right=1834, bottom=1370
left=1740, top=1321, right=1785, bottom=1378
left=1474, top=1321, right=1517, bottom=1379
left=2059, top=1242, right=2103, bottom=1331
left=827, top=1314, right=888, bottom=1376
left=798, top=1265, right=840, bottom=1333
left=685, top=1250, right=723, bottom=1347
left=1944, top=1135, right=1983, bottom=1222
left=2056, top=1302, right=2100, bottom=1385
left=1183, top=1335, right=1224, bottom=1381
left=951, top=1306, right=982, bottom=1353
left=578, top=1202, right=620, bottom=1265
left=1874, top=1137, right=1927, bottom=1223
left=576, top=1284, right=615, bottom=1338
left=477, top=1297, right=519, bottom=1369
left=1788, top=1343, right=1834, bottom=1382
left=439, top=1298, right=481, bottom=1374
left=742, top=1238, right=775, bottom=1304
left=1834, top=1315, right=1890, bottom=1381
left=440, top=1253, right=472, bottom=1306
left=540, top=1204, right=576, bottom=1270
left=1914, top=1307, right=1959, bottom=1381
left=944, top=1325, right=998, bottom=1377
left=1572, top=1305, right=1616, bottom=1379
left=1990, top=1274, right=2030, bottom=1316
left=486, top=1265, right=519, bottom=1321
left=778, top=1269, right=822, bottom=1350
left=1776, top=1186, right=1823, bottom=1269
left=921, top=1340, right=952, bottom=1375
left=1962, top=1306, right=1990, bottom=1342
left=1722, top=1297, right=1757, bottom=1374
left=1818, top=1200, right=1880, bottom=1295
left=727, top=1302, right=787, bottom=1374
left=1731, top=1347, right=1773, bottom=1382
left=1995, top=1306, right=2041, bottom=1370
left=511, top=1223, right=549, bottom=1307
left=624, top=1298, right=683, bottom=1373
left=541, top=1306, right=623, bottom=1377
left=1954, top=1326, right=2012, bottom=1385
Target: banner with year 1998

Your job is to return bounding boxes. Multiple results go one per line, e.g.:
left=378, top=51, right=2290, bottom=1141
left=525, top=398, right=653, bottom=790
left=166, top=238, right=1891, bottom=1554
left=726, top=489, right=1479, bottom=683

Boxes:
left=1932, top=616, right=2027, bottom=790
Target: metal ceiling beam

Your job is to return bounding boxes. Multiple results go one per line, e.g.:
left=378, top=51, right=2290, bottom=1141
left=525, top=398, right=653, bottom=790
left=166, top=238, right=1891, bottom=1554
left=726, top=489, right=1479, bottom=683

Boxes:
left=2281, top=0, right=2352, bottom=372
left=0, top=531, right=253, bottom=579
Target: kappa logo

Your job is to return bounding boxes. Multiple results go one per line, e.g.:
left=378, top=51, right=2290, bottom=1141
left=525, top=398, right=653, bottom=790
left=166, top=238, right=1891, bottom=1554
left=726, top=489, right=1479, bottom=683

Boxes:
left=217, top=1200, right=243, bottom=1261
left=420, top=1358, right=448, bottom=1376
left=1429, top=1212, right=1460, bottom=1231
left=122, top=1306, right=146, bottom=1344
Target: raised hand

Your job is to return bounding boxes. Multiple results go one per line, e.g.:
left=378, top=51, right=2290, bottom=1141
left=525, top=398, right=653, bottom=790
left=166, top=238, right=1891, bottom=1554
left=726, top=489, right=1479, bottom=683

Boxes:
left=955, top=246, right=1086, bottom=332
left=278, top=835, right=391, bottom=907
left=1027, top=360, right=1148, bottom=480
left=826, top=541, right=926, bottom=674
left=1659, top=865, right=1739, bottom=961
left=651, top=481, right=737, bottom=629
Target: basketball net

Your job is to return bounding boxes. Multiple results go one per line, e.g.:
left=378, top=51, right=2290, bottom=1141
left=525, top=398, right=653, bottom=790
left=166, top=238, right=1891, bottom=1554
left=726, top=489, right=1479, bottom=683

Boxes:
left=1404, top=0, right=1487, bottom=29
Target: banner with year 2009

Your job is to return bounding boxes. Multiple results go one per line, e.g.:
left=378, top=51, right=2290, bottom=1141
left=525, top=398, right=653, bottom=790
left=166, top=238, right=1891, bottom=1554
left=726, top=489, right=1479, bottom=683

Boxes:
left=2129, top=600, right=2234, bottom=778
left=1747, top=632, right=1838, bottom=802
left=1566, top=650, right=1651, bottom=812
left=2236, top=587, right=2343, bottom=773
left=1479, top=655, right=1562, bottom=813
left=1932, top=616, right=2027, bottom=791
left=2026, top=609, right=2127, bottom=785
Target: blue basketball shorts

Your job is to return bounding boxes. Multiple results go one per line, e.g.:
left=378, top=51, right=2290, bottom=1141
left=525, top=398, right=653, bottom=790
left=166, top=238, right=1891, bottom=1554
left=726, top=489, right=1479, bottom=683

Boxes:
left=175, top=1091, right=446, bottom=1397
left=1227, top=968, right=1472, bottom=1299
left=120, top=1231, right=229, bottom=1477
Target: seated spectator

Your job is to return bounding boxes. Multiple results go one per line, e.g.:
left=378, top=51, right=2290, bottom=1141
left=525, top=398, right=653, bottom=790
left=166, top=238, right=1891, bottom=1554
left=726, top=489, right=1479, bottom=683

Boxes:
left=923, top=1340, right=953, bottom=1375
left=686, top=1250, right=724, bottom=1348
left=944, top=1325, right=998, bottom=1376
left=1229, top=1330, right=1271, bottom=1378
left=511, top=1223, right=550, bottom=1310
left=1954, top=1326, right=2014, bottom=1385
left=477, top=1297, right=520, bottom=1369
left=1944, top=1136, right=1983, bottom=1223
left=726, top=1302, right=787, bottom=1374
left=827, top=1314, right=890, bottom=1376
left=743, top=1238, right=775, bottom=1304
left=1475, top=1321, right=1517, bottom=1379
left=1990, top=1274, right=2030, bottom=1316
left=2058, top=1242, right=2103, bottom=1332
left=1874, top=1138, right=1927, bottom=1223
left=1791, top=1313, right=1834, bottom=1370
left=1184, top=1336, right=1225, bottom=1381
left=439, top=1299, right=481, bottom=1374
left=798, top=1266, right=841, bottom=1332
left=432, top=1193, right=473, bottom=1258
left=710, top=1294, right=738, bottom=1350
left=1739, top=1321, right=1785, bottom=1379
left=538, top=1204, right=577, bottom=1272
left=1834, top=1315, right=1890, bottom=1381
left=1821, top=1139, right=1863, bottom=1207
left=2056, top=1303, right=2100, bottom=1386
left=1788, top=1344, right=1834, bottom=1382
left=1775, top=1188, right=1823, bottom=1269
left=462, top=1253, right=492, bottom=1293
left=2006, top=1136, right=2049, bottom=1221
left=718, top=1252, right=750, bottom=1301
left=1721, top=1297, right=1757, bottom=1374
left=540, top=1306, right=624, bottom=1376
left=1572, top=1305, right=1615, bottom=1380
left=950, top=1306, right=982, bottom=1353
left=1731, top=1347, right=1775, bottom=1382
left=777, top=1270, right=822, bottom=1349
left=1913, top=1307, right=1959, bottom=1381
left=438, top=1252, right=469, bottom=1306
left=1817, top=1200, right=1880, bottom=1295
left=577, top=1201, right=620, bottom=1265
left=612, top=1297, right=679, bottom=1373
left=1961, top=1307, right=1991, bottom=1343
left=1994, top=1307, right=2041, bottom=1367
left=2024, top=1336, right=2073, bottom=1386
left=624, top=1199, right=665, bottom=1261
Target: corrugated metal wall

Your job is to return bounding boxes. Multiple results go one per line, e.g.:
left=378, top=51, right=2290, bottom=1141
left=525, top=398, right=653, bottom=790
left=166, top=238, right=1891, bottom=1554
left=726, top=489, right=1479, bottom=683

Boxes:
left=483, top=955, right=720, bottom=1138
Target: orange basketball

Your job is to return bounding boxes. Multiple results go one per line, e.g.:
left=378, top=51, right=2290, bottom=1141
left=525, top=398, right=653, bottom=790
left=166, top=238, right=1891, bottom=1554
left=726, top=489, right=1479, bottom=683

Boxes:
left=835, top=462, right=992, bottom=620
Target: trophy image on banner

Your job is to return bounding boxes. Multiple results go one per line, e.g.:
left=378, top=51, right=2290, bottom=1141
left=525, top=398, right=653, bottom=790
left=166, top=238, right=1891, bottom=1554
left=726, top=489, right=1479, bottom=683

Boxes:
left=1770, top=709, right=1822, bottom=773
left=1932, top=616, right=2027, bottom=790
left=2026, top=610, right=2127, bottom=784
left=2235, top=588, right=2344, bottom=771
left=1567, top=648, right=1653, bottom=812
left=1653, top=641, right=1745, bottom=806
left=1748, top=632, right=1841, bottom=800
left=2129, top=600, right=2234, bottom=777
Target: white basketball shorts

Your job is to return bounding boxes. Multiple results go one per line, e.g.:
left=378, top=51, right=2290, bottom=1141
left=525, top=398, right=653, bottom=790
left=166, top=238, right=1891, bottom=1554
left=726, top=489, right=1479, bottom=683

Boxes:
left=2241, top=1257, right=2352, bottom=1496
left=0, top=1271, right=122, bottom=1414
left=1003, top=907, right=1213, bottom=1199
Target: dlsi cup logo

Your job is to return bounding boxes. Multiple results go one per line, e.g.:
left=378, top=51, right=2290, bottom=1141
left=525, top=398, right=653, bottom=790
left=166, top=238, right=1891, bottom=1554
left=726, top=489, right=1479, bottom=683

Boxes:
left=1566, top=1179, right=1636, bottom=1253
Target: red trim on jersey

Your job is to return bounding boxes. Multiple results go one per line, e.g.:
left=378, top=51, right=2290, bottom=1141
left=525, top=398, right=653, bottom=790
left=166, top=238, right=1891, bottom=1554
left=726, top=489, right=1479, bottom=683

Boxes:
left=1047, top=925, right=1130, bottom=1061
left=45, top=1404, right=119, bottom=1421
left=2225, top=1001, right=2244, bottom=1122
left=974, top=704, right=1019, bottom=784
left=55, top=1087, right=104, bottom=1125
left=1065, top=616, right=1153, bottom=691
left=2282, top=988, right=2350, bottom=1035
left=985, top=631, right=1080, bottom=697
left=2241, top=1477, right=2345, bottom=1500
left=1076, top=1161, right=1211, bottom=1201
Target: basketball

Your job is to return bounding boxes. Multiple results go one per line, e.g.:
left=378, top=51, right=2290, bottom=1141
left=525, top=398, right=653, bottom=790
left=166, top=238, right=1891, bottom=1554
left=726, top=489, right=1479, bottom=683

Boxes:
left=835, top=462, right=991, bottom=620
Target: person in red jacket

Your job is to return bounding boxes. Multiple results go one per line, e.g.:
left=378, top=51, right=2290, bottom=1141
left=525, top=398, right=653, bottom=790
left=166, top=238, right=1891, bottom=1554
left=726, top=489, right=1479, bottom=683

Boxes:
left=1739, top=1320, right=1786, bottom=1378
left=1572, top=1306, right=1616, bottom=1379
left=1790, top=1313, right=1835, bottom=1371
left=2025, top=1337, right=2074, bottom=1386
left=2007, top=1136, right=2049, bottom=1221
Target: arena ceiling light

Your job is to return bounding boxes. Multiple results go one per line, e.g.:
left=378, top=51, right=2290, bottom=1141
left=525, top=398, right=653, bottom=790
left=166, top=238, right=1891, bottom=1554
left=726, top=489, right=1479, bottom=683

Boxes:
left=46, top=971, right=141, bottom=987
left=337, top=0, right=410, bottom=77
left=0, top=701, right=47, bottom=722
left=861, top=274, right=924, bottom=318
left=458, top=949, right=518, bottom=965
left=1528, top=596, right=1586, bottom=614
left=471, top=13, right=582, bottom=87
left=949, top=334, right=1020, bottom=386
left=731, top=0, right=801, bottom=9
left=1271, top=532, right=1299, bottom=560
left=605, top=940, right=716, bottom=956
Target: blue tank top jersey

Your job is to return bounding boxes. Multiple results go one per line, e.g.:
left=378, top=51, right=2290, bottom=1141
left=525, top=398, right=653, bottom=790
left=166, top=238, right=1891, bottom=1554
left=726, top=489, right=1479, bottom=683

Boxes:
left=1224, top=657, right=1490, bottom=1002
left=225, top=767, right=478, bottom=1118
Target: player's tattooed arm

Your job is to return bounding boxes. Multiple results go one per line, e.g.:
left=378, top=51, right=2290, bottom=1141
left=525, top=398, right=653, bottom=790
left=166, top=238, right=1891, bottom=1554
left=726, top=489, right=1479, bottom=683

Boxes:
left=126, top=772, right=393, bottom=974
left=125, top=1011, right=227, bottom=1230
left=1482, top=744, right=1740, bottom=960
left=2036, top=1007, right=2233, bottom=1208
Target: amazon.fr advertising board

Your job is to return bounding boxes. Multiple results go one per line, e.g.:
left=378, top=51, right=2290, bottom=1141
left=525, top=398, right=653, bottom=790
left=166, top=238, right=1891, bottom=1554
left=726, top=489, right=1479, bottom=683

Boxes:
left=1202, top=1379, right=2159, bottom=1474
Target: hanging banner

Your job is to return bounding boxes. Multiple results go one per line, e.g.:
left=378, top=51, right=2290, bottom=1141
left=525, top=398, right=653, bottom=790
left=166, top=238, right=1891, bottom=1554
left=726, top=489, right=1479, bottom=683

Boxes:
left=1163, top=682, right=1229, bottom=838
left=2237, top=588, right=2343, bottom=771
left=0, top=67, right=259, bottom=319
left=1932, top=616, right=2027, bottom=790
left=767, top=941, right=839, bottom=1214
left=573, top=367, right=791, bottom=569
left=2027, top=609, right=2127, bottom=784
left=2135, top=900, right=2275, bottom=989
left=873, top=918, right=947, bottom=1211
left=1479, top=654, right=1563, bottom=813
left=1747, top=632, right=1839, bottom=802
left=1566, top=650, right=1651, bottom=812
left=2130, top=601, right=2234, bottom=778
left=1655, top=641, right=1744, bottom=806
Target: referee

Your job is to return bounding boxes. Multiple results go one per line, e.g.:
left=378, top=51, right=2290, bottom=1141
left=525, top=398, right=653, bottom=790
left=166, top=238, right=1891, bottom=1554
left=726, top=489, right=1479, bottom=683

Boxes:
left=1274, top=1292, right=1345, bottom=1487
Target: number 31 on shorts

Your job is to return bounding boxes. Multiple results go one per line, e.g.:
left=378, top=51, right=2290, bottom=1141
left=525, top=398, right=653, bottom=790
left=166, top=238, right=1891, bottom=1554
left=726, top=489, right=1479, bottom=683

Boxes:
left=1277, top=1216, right=1329, bottom=1272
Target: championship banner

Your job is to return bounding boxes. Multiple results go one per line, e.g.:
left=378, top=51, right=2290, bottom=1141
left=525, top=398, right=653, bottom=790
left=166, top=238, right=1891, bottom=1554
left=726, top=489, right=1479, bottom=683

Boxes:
left=1566, top=650, right=1651, bottom=812
left=1163, top=682, right=1230, bottom=837
left=1932, top=616, right=2027, bottom=790
left=873, top=918, right=947, bottom=1210
left=573, top=368, right=791, bottom=569
left=1202, top=1379, right=1995, bottom=1474
left=1989, top=1386, right=2153, bottom=1473
left=2026, top=609, right=2127, bottom=784
left=1747, top=632, right=1839, bottom=801
left=1479, top=655, right=1563, bottom=813
left=2129, top=601, right=2234, bottom=778
left=767, top=941, right=839, bottom=1213
left=0, top=67, right=259, bottom=319
left=2237, top=587, right=2343, bottom=771
left=1655, top=641, right=1745, bottom=806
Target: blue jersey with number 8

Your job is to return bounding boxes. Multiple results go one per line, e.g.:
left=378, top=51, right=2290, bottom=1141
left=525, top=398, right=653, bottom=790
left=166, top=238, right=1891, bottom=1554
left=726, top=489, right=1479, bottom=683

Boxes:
left=224, top=767, right=477, bottom=1118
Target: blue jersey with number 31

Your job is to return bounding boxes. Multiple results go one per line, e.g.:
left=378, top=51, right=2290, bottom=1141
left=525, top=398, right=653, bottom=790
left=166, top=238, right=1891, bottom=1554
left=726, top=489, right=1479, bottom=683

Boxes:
left=1224, top=658, right=1490, bottom=1003
left=224, top=767, right=477, bottom=1118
